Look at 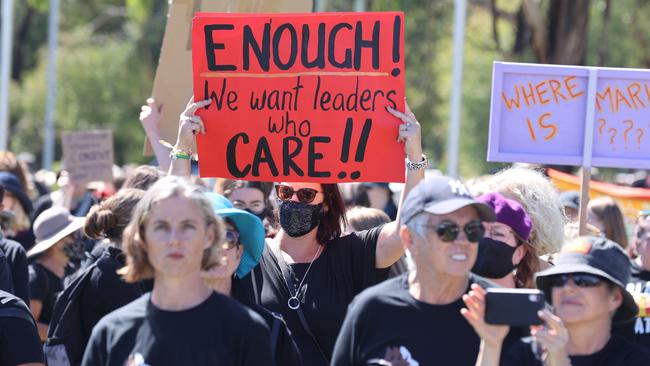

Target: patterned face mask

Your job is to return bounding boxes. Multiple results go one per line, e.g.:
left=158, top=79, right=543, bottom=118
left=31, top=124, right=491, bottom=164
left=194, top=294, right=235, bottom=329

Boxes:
left=278, top=200, right=323, bottom=237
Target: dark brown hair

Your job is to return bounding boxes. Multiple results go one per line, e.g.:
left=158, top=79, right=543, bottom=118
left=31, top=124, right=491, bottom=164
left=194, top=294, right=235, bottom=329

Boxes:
left=84, top=188, right=145, bottom=243
left=345, top=206, right=390, bottom=232
left=223, top=179, right=277, bottom=235
left=317, top=184, right=346, bottom=244
left=515, top=242, right=541, bottom=289
left=123, top=165, right=164, bottom=191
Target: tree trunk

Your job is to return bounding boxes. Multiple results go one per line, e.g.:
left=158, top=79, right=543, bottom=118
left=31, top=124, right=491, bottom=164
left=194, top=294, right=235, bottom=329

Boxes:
left=513, top=0, right=591, bottom=65
left=546, top=0, right=590, bottom=65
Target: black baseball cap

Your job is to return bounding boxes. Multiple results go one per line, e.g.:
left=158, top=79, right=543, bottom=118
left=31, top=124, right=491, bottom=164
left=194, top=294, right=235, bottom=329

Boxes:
left=400, top=176, right=496, bottom=224
left=535, top=236, right=637, bottom=323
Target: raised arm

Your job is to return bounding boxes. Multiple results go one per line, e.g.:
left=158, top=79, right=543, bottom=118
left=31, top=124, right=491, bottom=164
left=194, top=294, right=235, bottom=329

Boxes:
left=139, top=98, right=172, bottom=171
left=168, top=97, right=210, bottom=178
left=375, top=102, right=425, bottom=268
left=461, top=284, right=510, bottom=366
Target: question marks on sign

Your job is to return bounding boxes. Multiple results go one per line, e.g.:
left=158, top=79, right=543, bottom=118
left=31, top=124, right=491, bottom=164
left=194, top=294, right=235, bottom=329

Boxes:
left=598, top=118, right=606, bottom=136
left=597, top=118, right=647, bottom=150
left=609, top=128, right=617, bottom=149
left=623, top=120, right=634, bottom=149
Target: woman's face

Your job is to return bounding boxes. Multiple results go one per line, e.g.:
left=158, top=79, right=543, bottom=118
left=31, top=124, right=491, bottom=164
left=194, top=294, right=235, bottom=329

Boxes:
left=279, top=182, right=324, bottom=205
left=483, top=222, right=519, bottom=248
left=217, top=222, right=244, bottom=277
left=2, top=192, right=17, bottom=213
left=229, top=187, right=266, bottom=214
left=635, top=216, right=650, bottom=268
left=144, top=195, right=214, bottom=279
left=551, top=276, right=621, bottom=325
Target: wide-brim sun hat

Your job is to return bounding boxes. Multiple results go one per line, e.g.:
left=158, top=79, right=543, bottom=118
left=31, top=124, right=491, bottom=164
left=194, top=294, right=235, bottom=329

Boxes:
left=535, top=236, right=638, bottom=323
left=27, top=206, right=84, bottom=257
left=205, top=193, right=264, bottom=278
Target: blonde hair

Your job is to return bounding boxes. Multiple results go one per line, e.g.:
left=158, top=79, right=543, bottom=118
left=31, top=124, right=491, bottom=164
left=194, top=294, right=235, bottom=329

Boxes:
left=5, top=192, right=29, bottom=233
left=120, top=176, right=224, bottom=282
left=487, top=167, right=565, bottom=256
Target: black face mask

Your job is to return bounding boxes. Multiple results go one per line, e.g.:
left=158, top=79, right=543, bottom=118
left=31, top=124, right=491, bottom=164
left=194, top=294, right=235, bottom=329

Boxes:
left=472, top=237, right=518, bottom=279
left=63, top=239, right=86, bottom=261
left=279, top=200, right=323, bottom=237
left=244, top=208, right=266, bottom=221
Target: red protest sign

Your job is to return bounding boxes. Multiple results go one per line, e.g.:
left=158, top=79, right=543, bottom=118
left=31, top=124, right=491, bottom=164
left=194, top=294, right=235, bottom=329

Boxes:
left=192, top=12, right=405, bottom=182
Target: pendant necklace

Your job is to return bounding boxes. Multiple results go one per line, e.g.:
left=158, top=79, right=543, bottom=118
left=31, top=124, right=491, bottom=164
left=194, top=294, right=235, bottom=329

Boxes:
left=286, top=245, right=322, bottom=310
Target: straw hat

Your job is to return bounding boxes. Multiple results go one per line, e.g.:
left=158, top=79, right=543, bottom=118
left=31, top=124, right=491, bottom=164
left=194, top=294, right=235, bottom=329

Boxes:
left=27, top=206, right=84, bottom=258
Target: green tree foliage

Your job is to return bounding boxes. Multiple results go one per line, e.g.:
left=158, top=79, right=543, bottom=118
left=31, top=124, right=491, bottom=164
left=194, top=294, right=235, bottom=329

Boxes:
left=6, top=0, right=165, bottom=167
left=10, top=28, right=151, bottom=165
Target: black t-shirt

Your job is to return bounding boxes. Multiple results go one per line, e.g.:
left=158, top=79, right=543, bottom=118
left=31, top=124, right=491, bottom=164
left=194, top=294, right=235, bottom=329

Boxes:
left=624, top=260, right=650, bottom=348
left=29, top=262, right=63, bottom=324
left=0, top=247, right=13, bottom=294
left=247, top=302, right=303, bottom=366
left=503, top=335, right=650, bottom=365
left=238, top=225, right=385, bottom=366
left=331, top=272, right=501, bottom=366
left=82, top=292, right=274, bottom=366
left=0, top=237, right=30, bottom=303
left=0, top=290, right=45, bottom=365
left=80, top=246, right=149, bottom=343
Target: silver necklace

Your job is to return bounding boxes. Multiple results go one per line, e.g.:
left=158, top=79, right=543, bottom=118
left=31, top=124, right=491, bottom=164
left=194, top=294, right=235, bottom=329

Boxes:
left=286, top=246, right=322, bottom=310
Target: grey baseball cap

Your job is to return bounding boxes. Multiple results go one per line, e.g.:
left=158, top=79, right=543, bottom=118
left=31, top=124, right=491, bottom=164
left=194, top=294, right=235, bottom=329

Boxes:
left=400, top=176, right=496, bottom=224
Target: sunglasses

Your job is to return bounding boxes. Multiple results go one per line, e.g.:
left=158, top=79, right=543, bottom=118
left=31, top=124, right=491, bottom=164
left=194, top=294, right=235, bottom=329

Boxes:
left=418, top=219, right=485, bottom=243
left=549, top=273, right=605, bottom=288
left=275, top=184, right=321, bottom=204
left=220, top=230, right=240, bottom=250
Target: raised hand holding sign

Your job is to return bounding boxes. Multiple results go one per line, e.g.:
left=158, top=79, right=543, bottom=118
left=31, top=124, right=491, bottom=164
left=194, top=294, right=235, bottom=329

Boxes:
left=192, top=12, right=406, bottom=182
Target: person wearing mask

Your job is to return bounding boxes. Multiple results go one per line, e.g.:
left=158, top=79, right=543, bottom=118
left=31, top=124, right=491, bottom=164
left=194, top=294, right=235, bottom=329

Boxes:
left=0, top=289, right=45, bottom=365
left=472, top=192, right=538, bottom=288
left=626, top=209, right=650, bottom=347
left=464, top=236, right=650, bottom=366
left=487, top=167, right=565, bottom=265
left=331, top=176, right=498, bottom=365
left=46, top=188, right=149, bottom=365
left=82, top=176, right=273, bottom=366
left=221, top=179, right=277, bottom=235
left=0, top=172, right=35, bottom=249
left=170, top=98, right=425, bottom=365
left=27, top=207, right=84, bottom=340
left=587, top=196, right=629, bottom=250
left=203, top=193, right=302, bottom=365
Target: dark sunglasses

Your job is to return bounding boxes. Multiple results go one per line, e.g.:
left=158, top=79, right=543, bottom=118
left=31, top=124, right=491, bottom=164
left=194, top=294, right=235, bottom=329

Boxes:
left=549, top=273, right=605, bottom=288
left=275, top=184, right=321, bottom=204
left=418, top=219, right=485, bottom=243
left=220, top=230, right=240, bottom=250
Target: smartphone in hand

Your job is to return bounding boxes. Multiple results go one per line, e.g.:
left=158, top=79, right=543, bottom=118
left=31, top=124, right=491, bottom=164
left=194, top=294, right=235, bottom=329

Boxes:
left=485, top=288, right=546, bottom=327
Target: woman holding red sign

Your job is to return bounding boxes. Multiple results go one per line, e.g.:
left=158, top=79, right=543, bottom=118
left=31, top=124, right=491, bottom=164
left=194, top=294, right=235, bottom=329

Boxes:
left=170, top=97, right=424, bottom=365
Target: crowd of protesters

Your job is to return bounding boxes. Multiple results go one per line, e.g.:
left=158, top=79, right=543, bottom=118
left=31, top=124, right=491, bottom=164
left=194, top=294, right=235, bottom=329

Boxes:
left=0, top=96, right=649, bottom=366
